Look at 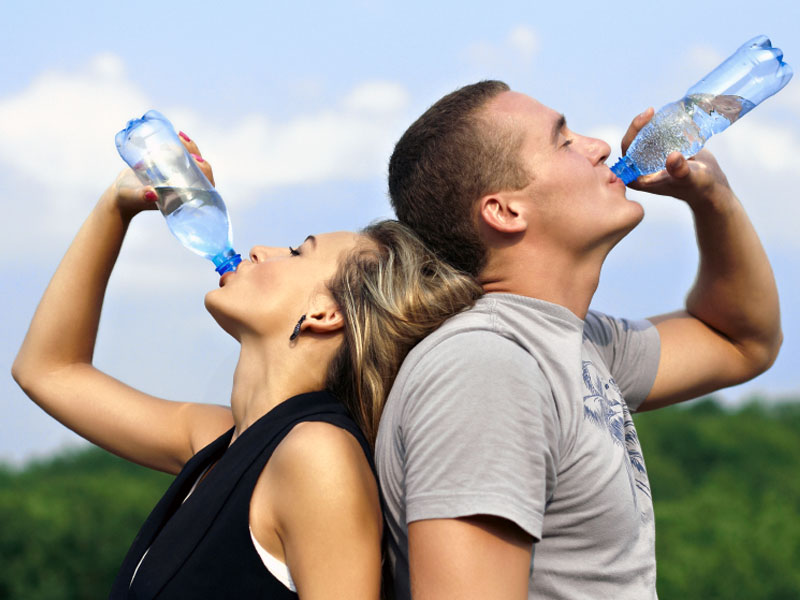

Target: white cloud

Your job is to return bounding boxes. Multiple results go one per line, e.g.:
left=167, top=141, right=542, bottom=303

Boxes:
left=770, top=77, right=800, bottom=116
left=0, top=55, right=410, bottom=210
left=716, top=116, right=800, bottom=172
left=0, top=55, right=411, bottom=274
left=464, top=24, right=539, bottom=71
left=0, top=56, right=410, bottom=198
left=685, top=44, right=725, bottom=79
left=200, top=80, right=410, bottom=200
left=507, top=26, right=538, bottom=62
left=0, top=53, right=149, bottom=192
left=343, top=81, right=410, bottom=113
left=710, top=114, right=800, bottom=245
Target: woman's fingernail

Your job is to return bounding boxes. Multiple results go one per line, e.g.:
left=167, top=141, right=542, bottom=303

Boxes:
left=191, top=153, right=205, bottom=163
left=144, top=190, right=158, bottom=202
left=179, top=131, right=191, bottom=142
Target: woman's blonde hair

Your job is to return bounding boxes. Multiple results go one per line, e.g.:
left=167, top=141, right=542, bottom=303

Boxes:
left=325, top=220, right=483, bottom=448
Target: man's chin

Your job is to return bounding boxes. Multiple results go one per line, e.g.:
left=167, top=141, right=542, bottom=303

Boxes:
left=603, top=206, right=646, bottom=253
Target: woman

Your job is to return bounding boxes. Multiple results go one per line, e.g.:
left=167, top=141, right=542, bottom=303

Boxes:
left=11, top=136, right=482, bottom=599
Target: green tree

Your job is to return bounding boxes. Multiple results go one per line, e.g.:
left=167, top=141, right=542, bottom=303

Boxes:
left=635, top=398, right=800, bottom=599
left=1, top=399, right=799, bottom=598
left=0, top=448, right=171, bottom=600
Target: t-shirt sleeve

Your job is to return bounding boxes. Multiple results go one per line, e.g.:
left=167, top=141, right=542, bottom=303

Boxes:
left=397, top=330, right=559, bottom=541
left=583, top=311, right=661, bottom=411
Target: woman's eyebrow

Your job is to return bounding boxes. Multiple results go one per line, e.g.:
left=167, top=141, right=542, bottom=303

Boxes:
left=304, top=235, right=318, bottom=248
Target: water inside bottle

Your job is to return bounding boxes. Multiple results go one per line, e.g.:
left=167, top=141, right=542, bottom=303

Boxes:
left=626, top=94, right=756, bottom=175
left=155, top=187, right=233, bottom=260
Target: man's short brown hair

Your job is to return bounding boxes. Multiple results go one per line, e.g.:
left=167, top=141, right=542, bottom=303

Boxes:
left=388, top=80, right=530, bottom=277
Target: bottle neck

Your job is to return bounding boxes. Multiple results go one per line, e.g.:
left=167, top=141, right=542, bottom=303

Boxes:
left=213, top=250, right=242, bottom=275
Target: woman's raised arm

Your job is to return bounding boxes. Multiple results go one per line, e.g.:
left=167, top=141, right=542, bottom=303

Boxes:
left=12, top=148, right=233, bottom=474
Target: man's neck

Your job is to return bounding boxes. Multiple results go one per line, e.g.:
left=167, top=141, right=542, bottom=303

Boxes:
left=479, top=245, right=605, bottom=320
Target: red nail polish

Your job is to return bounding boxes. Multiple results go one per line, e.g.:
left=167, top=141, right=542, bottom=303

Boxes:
left=179, top=131, right=192, bottom=142
left=144, top=190, right=158, bottom=202
left=191, top=153, right=205, bottom=163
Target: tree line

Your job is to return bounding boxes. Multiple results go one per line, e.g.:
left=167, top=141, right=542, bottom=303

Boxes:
left=1, top=397, right=798, bottom=599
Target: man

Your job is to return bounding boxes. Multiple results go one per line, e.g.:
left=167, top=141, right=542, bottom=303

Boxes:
left=375, top=81, right=782, bottom=599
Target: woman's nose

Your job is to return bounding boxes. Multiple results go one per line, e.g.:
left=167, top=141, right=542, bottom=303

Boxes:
left=249, top=245, right=281, bottom=262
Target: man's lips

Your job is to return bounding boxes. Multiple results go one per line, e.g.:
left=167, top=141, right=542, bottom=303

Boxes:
left=608, top=170, right=625, bottom=187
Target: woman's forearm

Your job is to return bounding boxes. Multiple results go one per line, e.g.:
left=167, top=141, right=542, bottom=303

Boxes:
left=11, top=161, right=232, bottom=473
left=13, top=190, right=131, bottom=385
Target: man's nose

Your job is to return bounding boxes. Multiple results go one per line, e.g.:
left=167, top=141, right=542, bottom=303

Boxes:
left=579, top=135, right=612, bottom=165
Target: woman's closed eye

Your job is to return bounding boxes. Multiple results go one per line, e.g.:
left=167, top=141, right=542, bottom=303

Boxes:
left=289, top=246, right=301, bottom=256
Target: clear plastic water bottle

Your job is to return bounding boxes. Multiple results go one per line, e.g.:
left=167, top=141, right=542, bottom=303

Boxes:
left=611, top=35, right=793, bottom=184
left=115, top=110, right=242, bottom=275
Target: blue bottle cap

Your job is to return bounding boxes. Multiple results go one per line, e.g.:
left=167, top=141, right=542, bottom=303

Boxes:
left=610, top=156, right=642, bottom=185
left=214, top=253, right=242, bottom=276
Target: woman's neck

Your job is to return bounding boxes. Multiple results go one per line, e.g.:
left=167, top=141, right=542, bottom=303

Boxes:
left=228, top=337, right=331, bottom=443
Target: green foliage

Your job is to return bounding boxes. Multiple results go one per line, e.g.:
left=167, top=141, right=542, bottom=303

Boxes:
left=0, top=448, right=171, bottom=600
left=635, top=398, right=800, bottom=599
left=1, top=400, right=799, bottom=598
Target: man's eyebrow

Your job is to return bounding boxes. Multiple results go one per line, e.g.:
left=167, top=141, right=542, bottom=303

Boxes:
left=551, top=114, right=566, bottom=145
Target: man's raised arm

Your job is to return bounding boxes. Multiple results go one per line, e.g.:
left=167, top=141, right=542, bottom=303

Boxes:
left=621, top=109, right=782, bottom=410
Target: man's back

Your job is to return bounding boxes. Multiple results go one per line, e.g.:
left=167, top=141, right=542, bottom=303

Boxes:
left=376, top=293, right=661, bottom=599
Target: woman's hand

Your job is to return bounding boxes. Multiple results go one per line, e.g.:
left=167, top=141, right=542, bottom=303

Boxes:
left=103, top=167, right=159, bottom=220
left=102, top=132, right=216, bottom=220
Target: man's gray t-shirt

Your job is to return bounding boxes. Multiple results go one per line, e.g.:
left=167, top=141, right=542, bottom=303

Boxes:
left=375, top=293, right=661, bottom=600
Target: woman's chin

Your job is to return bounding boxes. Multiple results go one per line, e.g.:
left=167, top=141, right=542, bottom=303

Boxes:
left=204, top=294, right=242, bottom=341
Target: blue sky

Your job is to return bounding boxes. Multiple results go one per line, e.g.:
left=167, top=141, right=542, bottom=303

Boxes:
left=1, top=0, right=798, bottom=463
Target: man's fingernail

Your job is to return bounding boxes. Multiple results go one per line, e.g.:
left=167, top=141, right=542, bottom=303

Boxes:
left=191, top=153, right=205, bottom=163
left=179, top=131, right=191, bottom=142
left=144, top=190, right=158, bottom=201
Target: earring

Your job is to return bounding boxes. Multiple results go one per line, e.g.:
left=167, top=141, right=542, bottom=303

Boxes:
left=289, top=314, right=307, bottom=341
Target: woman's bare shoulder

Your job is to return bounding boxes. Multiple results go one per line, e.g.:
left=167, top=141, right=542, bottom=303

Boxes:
left=252, top=422, right=382, bottom=598
left=268, top=421, right=375, bottom=500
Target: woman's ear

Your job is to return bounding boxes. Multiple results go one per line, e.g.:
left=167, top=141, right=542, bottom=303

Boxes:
left=303, top=300, right=344, bottom=336
left=478, top=191, right=528, bottom=234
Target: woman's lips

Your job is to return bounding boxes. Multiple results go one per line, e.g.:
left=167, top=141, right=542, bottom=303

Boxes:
left=219, top=271, right=234, bottom=287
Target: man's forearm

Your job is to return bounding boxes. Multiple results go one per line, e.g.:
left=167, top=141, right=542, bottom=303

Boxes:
left=686, top=187, right=782, bottom=373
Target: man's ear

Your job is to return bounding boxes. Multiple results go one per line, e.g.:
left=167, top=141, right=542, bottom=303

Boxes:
left=478, top=192, right=528, bottom=234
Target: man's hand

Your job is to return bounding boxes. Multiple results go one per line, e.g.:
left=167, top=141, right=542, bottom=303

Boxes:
left=620, top=108, right=732, bottom=207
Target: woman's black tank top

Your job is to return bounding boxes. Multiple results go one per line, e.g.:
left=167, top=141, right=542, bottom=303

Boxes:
left=109, top=390, right=374, bottom=599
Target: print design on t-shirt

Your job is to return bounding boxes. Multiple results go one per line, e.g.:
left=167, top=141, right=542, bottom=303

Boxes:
left=581, top=360, right=653, bottom=522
